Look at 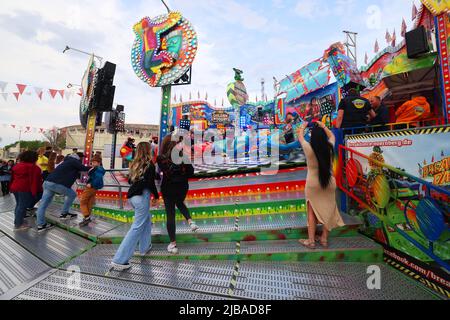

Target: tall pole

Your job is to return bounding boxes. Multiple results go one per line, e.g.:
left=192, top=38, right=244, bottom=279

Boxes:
left=159, top=85, right=172, bottom=147
left=110, top=131, right=117, bottom=169
left=18, top=129, right=22, bottom=153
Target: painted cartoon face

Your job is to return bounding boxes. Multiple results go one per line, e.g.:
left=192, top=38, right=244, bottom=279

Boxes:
left=166, top=32, right=183, bottom=59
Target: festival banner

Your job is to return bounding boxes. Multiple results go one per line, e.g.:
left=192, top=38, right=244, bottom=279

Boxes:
left=346, top=127, right=450, bottom=187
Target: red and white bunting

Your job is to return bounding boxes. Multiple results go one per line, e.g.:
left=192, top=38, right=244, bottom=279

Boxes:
left=49, top=89, right=58, bottom=99
left=11, top=125, right=16, bottom=129
left=16, top=84, right=27, bottom=95
left=0, top=81, right=8, bottom=92
left=1, top=93, right=7, bottom=101
left=13, top=92, right=20, bottom=101
left=34, top=87, right=43, bottom=100
left=77, top=88, right=83, bottom=96
left=58, top=90, right=65, bottom=99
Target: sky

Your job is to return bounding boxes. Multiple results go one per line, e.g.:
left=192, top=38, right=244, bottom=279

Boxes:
left=0, top=0, right=420, bottom=147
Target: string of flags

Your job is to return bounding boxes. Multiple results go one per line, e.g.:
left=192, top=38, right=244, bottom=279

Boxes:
left=0, top=81, right=82, bottom=102
left=0, top=123, right=65, bottom=135
left=367, top=2, right=421, bottom=64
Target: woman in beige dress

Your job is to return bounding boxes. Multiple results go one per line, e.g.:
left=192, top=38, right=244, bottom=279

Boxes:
left=297, top=121, right=345, bottom=249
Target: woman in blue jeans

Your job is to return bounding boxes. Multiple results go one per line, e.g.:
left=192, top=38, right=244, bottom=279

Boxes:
left=112, top=142, right=159, bottom=271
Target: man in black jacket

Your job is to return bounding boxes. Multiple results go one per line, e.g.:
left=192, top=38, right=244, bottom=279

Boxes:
left=35, top=153, right=90, bottom=232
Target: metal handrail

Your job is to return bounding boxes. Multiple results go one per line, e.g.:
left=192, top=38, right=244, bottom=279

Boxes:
left=341, top=117, right=446, bottom=135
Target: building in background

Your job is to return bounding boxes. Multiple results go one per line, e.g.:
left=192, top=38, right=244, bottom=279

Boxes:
left=63, top=123, right=159, bottom=169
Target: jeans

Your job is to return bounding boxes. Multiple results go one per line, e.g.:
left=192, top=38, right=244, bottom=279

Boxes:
left=13, top=192, right=35, bottom=227
left=36, top=181, right=77, bottom=226
left=112, top=189, right=152, bottom=265
left=161, top=183, right=191, bottom=243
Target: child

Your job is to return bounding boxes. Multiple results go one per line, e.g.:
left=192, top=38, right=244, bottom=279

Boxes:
left=79, top=154, right=105, bottom=227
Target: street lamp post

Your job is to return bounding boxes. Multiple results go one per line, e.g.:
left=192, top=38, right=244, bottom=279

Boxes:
left=63, top=46, right=104, bottom=66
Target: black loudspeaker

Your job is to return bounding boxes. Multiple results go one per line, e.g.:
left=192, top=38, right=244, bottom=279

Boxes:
left=92, top=62, right=116, bottom=112
left=406, top=26, right=430, bottom=59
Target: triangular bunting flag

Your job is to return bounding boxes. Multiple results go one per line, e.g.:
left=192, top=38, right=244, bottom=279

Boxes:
left=391, top=29, right=396, bottom=47
left=39, top=128, right=44, bottom=133
left=365, top=52, right=368, bottom=65
left=13, top=92, right=20, bottom=101
left=34, top=87, right=43, bottom=100
left=77, top=88, right=83, bottom=96
left=0, top=81, right=7, bottom=92
left=65, top=90, right=73, bottom=101
left=401, top=18, right=407, bottom=38
left=11, top=125, right=16, bottom=129
left=58, top=90, right=65, bottom=98
left=16, top=84, right=27, bottom=95
left=49, top=89, right=58, bottom=99
left=385, top=29, right=392, bottom=44
left=1, top=93, right=8, bottom=101
left=412, top=3, right=418, bottom=21
left=374, top=39, right=379, bottom=53
left=198, top=91, right=200, bottom=99
left=25, top=126, right=31, bottom=133
left=189, top=92, right=192, bottom=100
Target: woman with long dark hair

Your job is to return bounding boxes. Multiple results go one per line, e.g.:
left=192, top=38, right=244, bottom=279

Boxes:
left=158, top=134, right=198, bottom=254
left=297, top=121, right=344, bottom=249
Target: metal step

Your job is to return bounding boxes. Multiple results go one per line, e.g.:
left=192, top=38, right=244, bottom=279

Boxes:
left=0, top=211, right=94, bottom=267
left=61, top=249, right=437, bottom=300
left=43, top=202, right=361, bottom=244
left=0, top=232, right=51, bottom=297
left=11, top=270, right=230, bottom=300
left=141, top=237, right=383, bottom=263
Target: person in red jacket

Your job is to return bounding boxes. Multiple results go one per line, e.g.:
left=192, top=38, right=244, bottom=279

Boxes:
left=9, top=151, right=43, bottom=231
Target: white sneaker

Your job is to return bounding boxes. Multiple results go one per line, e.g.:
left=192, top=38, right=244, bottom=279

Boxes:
left=189, top=221, right=199, bottom=232
left=111, top=262, right=132, bottom=271
left=167, top=243, right=179, bottom=254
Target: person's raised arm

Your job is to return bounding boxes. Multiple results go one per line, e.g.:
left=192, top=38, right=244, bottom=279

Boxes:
left=296, top=122, right=309, bottom=146
left=317, top=121, right=335, bottom=144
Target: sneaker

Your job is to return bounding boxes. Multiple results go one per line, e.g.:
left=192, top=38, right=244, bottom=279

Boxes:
left=37, top=223, right=54, bottom=233
left=14, top=224, right=30, bottom=232
left=59, top=212, right=78, bottom=220
left=79, top=217, right=92, bottom=228
left=135, top=245, right=153, bottom=257
left=167, top=243, right=179, bottom=254
left=25, top=208, right=37, bottom=218
left=189, top=221, right=199, bottom=232
left=111, top=262, right=132, bottom=271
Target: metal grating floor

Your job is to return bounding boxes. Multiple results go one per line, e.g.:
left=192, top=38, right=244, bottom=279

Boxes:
left=0, top=195, right=16, bottom=213
left=0, top=232, right=51, bottom=297
left=0, top=211, right=94, bottom=267
left=12, top=270, right=230, bottom=300
left=61, top=248, right=437, bottom=300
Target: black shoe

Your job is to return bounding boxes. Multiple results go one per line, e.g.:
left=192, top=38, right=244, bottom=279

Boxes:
left=79, top=217, right=92, bottom=227
left=59, top=212, right=77, bottom=220
left=37, top=223, right=54, bottom=233
left=25, top=208, right=37, bottom=218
